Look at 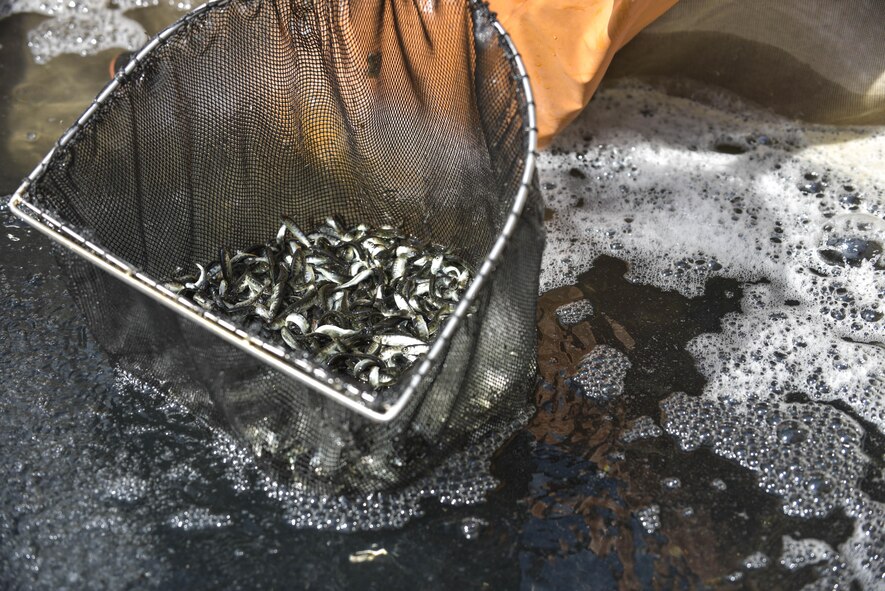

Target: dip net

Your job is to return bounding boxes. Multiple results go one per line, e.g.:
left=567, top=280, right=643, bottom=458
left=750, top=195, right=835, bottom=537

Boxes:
left=10, top=0, right=543, bottom=495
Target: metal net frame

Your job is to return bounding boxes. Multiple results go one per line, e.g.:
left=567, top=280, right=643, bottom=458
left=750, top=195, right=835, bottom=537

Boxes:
left=9, top=0, right=543, bottom=495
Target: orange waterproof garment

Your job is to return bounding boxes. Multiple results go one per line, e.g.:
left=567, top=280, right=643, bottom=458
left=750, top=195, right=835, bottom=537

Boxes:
left=489, top=0, right=678, bottom=147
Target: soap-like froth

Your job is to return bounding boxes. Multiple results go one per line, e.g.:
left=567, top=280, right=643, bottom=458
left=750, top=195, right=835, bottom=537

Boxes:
left=554, top=299, right=594, bottom=326
left=540, top=84, right=884, bottom=301
left=541, top=80, right=884, bottom=589
left=568, top=344, right=631, bottom=400
left=635, top=504, right=660, bottom=534
left=620, top=415, right=662, bottom=444
left=687, top=282, right=884, bottom=431
left=661, top=392, right=866, bottom=519
left=2, top=0, right=189, bottom=64
left=117, top=370, right=531, bottom=532
left=779, top=535, right=838, bottom=572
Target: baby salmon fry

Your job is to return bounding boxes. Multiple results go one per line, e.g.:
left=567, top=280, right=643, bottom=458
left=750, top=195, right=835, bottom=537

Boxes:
left=164, top=217, right=474, bottom=389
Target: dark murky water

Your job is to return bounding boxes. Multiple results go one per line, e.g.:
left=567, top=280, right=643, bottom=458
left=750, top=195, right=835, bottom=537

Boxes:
left=2, top=223, right=853, bottom=589
left=1, top=7, right=880, bottom=590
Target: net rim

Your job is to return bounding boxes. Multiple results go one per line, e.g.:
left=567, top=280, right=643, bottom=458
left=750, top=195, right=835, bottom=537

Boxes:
left=7, top=0, right=539, bottom=423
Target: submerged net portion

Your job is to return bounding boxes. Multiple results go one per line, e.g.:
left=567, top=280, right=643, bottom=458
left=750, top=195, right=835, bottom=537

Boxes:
left=23, top=0, right=543, bottom=495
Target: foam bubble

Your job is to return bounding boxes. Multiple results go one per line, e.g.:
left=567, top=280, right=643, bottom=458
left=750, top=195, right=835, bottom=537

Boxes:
left=778, top=535, right=855, bottom=591
left=541, top=79, right=885, bottom=588
left=3, top=0, right=189, bottom=64
left=540, top=83, right=885, bottom=302
left=554, top=299, right=594, bottom=326
left=167, top=507, right=232, bottom=531
left=742, top=551, right=770, bottom=570
left=270, top=413, right=530, bottom=531
left=119, top=368, right=532, bottom=532
left=710, top=478, right=727, bottom=491
left=619, top=415, right=663, bottom=444
left=661, top=477, right=681, bottom=489
left=27, top=12, right=147, bottom=65
left=459, top=517, right=487, bottom=540
left=779, top=536, right=838, bottom=571
left=216, top=409, right=533, bottom=532
left=568, top=344, right=631, bottom=400
left=662, top=393, right=866, bottom=519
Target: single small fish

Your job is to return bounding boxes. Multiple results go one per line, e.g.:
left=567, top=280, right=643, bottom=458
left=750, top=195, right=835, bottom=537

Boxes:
left=313, top=325, right=358, bottom=339
left=372, top=334, right=426, bottom=348
left=316, top=266, right=344, bottom=284
left=185, top=263, right=207, bottom=290
left=165, top=281, right=187, bottom=293
left=337, top=268, right=373, bottom=290
left=281, top=216, right=311, bottom=248
left=280, top=326, right=300, bottom=350
left=285, top=312, right=309, bottom=334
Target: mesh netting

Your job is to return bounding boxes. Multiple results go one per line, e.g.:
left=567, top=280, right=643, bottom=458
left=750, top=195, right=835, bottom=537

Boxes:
left=16, top=0, right=543, bottom=495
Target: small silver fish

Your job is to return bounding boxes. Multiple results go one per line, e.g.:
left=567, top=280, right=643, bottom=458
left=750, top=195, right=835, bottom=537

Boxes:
left=164, top=216, right=474, bottom=389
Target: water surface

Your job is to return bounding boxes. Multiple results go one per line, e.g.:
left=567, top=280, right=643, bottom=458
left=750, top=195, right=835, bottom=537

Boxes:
left=1, top=7, right=883, bottom=589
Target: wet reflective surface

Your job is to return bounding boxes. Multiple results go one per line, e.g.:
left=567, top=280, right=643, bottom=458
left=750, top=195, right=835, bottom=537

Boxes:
left=2, top=6, right=884, bottom=590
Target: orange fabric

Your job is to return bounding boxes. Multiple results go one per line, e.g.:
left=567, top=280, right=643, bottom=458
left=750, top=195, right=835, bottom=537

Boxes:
left=490, top=0, right=678, bottom=147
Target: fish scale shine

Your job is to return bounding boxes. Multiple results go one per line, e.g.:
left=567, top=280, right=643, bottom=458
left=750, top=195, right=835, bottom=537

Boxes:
left=165, top=217, right=474, bottom=389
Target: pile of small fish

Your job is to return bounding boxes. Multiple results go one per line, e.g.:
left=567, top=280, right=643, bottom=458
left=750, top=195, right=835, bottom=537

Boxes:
left=165, top=217, right=474, bottom=389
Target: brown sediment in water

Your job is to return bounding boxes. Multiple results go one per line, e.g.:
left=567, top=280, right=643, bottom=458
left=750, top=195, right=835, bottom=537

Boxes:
left=519, top=261, right=853, bottom=588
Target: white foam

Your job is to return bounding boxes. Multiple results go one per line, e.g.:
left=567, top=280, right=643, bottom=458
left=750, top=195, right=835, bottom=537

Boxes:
left=27, top=11, right=148, bottom=65
left=3, top=0, right=189, bottom=64
left=540, top=79, right=885, bottom=588
left=540, top=84, right=885, bottom=301
left=554, top=299, right=594, bottom=326
left=569, top=344, right=631, bottom=400
left=779, top=535, right=855, bottom=591
left=620, top=415, right=663, bottom=444
left=779, top=536, right=838, bottom=571
left=167, top=507, right=232, bottom=530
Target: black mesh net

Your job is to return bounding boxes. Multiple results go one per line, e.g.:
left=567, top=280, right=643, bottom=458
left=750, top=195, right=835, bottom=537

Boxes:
left=19, top=0, right=543, bottom=495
